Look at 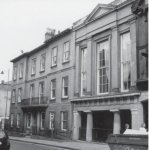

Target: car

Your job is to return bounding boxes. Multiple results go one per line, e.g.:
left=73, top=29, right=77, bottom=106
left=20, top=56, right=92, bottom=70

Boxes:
left=0, top=129, right=10, bottom=150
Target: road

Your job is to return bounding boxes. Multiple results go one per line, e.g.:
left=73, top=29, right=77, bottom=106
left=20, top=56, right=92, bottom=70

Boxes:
left=10, top=140, right=71, bottom=150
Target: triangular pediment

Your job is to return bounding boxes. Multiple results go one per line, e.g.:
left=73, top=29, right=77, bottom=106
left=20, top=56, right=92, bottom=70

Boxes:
left=85, top=4, right=115, bottom=22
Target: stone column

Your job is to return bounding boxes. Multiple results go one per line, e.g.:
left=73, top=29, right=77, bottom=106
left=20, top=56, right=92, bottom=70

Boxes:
left=111, top=109, right=121, bottom=134
left=86, top=111, right=93, bottom=142
left=131, top=109, right=139, bottom=130
left=73, top=111, right=81, bottom=140
left=111, top=27, right=119, bottom=92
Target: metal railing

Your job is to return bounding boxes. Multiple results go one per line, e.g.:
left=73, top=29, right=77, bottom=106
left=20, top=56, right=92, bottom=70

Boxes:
left=21, top=97, right=48, bottom=106
left=79, top=127, right=113, bottom=142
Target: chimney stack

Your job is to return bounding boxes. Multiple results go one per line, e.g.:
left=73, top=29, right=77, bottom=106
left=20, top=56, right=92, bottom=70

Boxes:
left=44, top=28, right=55, bottom=42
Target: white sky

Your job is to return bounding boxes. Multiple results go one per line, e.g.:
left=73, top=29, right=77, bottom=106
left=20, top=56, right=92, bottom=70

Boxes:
left=0, top=0, right=113, bottom=81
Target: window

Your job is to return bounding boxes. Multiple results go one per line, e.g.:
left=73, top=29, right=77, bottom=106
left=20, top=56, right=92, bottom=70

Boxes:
left=49, top=112, right=55, bottom=130
left=51, top=79, right=56, bottom=99
left=13, top=66, right=17, bottom=81
left=41, top=112, right=45, bottom=129
left=12, top=89, right=16, bottom=103
left=10, top=114, right=14, bottom=127
left=40, top=54, right=46, bottom=72
left=29, top=84, right=34, bottom=101
left=19, top=63, right=23, bottom=79
left=97, top=40, right=109, bottom=94
left=61, top=111, right=68, bottom=131
left=17, top=113, right=20, bottom=128
left=62, top=76, right=68, bottom=98
left=27, top=113, right=31, bottom=128
left=17, top=88, right=22, bottom=103
left=31, top=58, right=36, bottom=75
left=63, top=41, right=70, bottom=62
left=39, top=82, right=44, bottom=102
left=121, top=32, right=131, bottom=91
left=81, top=47, right=87, bottom=96
left=51, top=47, right=57, bottom=66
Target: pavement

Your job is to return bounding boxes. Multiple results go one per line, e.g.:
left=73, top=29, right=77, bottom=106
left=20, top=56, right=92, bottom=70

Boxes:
left=10, top=136, right=110, bottom=150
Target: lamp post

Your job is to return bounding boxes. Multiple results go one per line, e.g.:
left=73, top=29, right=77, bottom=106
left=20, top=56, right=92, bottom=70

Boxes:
left=0, top=69, right=10, bottom=130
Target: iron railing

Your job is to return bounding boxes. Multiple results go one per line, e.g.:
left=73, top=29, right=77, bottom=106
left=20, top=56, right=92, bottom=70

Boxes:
left=21, top=97, right=48, bottom=106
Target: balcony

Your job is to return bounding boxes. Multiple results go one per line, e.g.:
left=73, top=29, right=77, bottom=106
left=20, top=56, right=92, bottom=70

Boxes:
left=21, top=97, right=48, bottom=108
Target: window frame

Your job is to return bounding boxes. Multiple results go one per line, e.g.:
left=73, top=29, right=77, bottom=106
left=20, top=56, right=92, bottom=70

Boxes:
left=31, top=58, right=36, bottom=75
left=29, top=84, right=34, bottom=102
left=17, top=88, right=22, bottom=103
left=27, top=112, right=31, bottom=129
left=51, top=47, right=57, bottom=67
left=40, top=112, right=45, bottom=130
left=13, top=66, right=17, bottom=81
left=63, top=41, right=70, bottom=63
left=39, top=82, right=44, bottom=102
left=60, top=111, right=68, bottom=131
left=49, top=112, right=55, bottom=130
left=50, top=79, right=56, bottom=99
left=17, top=113, right=20, bottom=128
left=40, top=54, right=46, bottom=72
left=80, top=47, right=87, bottom=96
left=62, top=76, right=69, bottom=98
left=120, top=31, right=131, bottom=92
left=19, top=63, right=24, bottom=79
left=96, top=38, right=110, bottom=95
left=11, top=89, right=16, bottom=103
left=10, top=114, right=14, bottom=128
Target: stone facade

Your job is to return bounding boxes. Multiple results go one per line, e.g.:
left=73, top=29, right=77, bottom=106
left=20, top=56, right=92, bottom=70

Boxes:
left=9, top=0, right=148, bottom=141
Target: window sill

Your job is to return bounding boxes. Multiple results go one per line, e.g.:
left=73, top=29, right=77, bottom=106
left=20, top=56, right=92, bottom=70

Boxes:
left=40, top=70, right=45, bottom=73
left=51, top=65, right=57, bottom=68
left=49, top=98, right=56, bottom=102
left=62, top=60, right=70, bottom=64
left=31, top=73, right=35, bottom=77
left=19, top=77, right=23, bottom=80
left=61, top=97, right=68, bottom=101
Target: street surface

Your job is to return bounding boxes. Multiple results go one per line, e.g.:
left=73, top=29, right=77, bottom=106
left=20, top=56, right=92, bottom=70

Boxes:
left=10, top=140, right=71, bottom=150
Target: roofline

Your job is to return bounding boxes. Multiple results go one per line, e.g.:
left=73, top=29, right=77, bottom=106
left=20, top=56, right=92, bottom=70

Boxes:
left=73, top=0, right=135, bottom=31
left=10, top=28, right=72, bottom=63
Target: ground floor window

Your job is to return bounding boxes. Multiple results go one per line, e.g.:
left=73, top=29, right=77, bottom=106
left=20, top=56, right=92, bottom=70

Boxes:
left=61, top=111, right=68, bottom=131
left=49, top=112, right=54, bottom=130
left=41, top=112, right=45, bottom=129
left=27, top=113, right=31, bottom=128
left=17, top=113, right=20, bottom=128
left=10, top=114, right=14, bottom=127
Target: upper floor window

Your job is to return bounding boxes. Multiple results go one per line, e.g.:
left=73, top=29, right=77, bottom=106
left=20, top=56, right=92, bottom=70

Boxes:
left=12, top=89, right=16, bottom=103
left=63, top=41, right=70, bottom=62
left=17, top=88, right=22, bottom=103
left=121, top=32, right=131, bottom=91
left=31, top=58, right=36, bottom=75
left=40, top=54, right=46, bottom=72
left=51, top=79, right=56, bottom=99
left=97, top=39, right=110, bottom=94
left=61, top=111, right=68, bottom=131
left=39, top=82, right=44, bottom=100
left=62, top=76, right=68, bottom=98
left=19, top=63, right=23, bottom=79
left=30, top=84, right=34, bottom=100
left=81, top=47, right=87, bottom=96
left=13, top=66, right=17, bottom=81
left=51, top=47, right=57, bottom=66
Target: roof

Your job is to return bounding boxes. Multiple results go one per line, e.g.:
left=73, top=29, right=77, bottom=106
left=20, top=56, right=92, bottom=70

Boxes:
left=11, top=28, right=72, bottom=63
